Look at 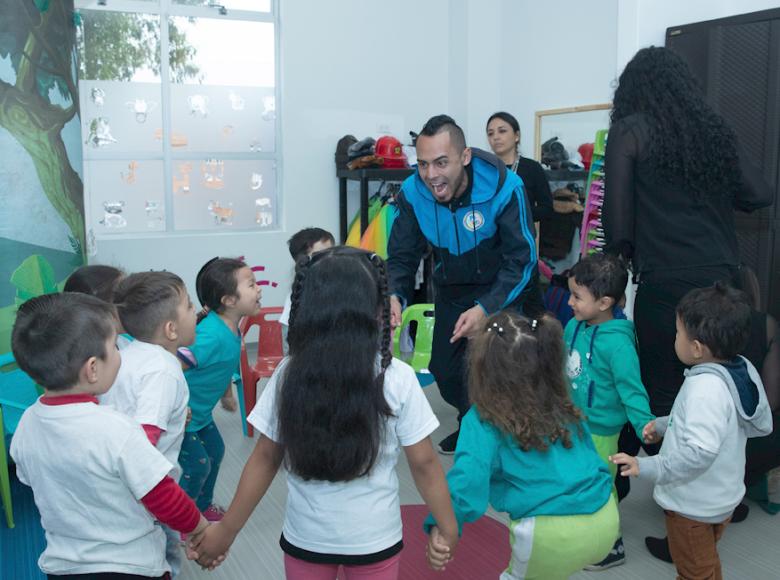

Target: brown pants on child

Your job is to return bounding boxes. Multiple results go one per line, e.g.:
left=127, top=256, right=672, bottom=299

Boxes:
left=665, top=510, right=731, bottom=580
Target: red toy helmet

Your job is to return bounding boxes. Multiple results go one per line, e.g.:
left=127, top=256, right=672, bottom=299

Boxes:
left=375, top=135, right=408, bottom=169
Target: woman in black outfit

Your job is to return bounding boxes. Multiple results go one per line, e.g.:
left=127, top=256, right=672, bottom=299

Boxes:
left=486, top=111, right=554, bottom=222
left=603, top=46, right=774, bottom=560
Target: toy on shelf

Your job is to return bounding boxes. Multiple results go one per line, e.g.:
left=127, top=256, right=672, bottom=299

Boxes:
left=579, top=129, right=608, bottom=256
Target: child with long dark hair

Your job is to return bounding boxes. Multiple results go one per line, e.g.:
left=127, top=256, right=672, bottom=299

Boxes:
left=191, top=247, right=457, bottom=579
left=426, top=313, right=619, bottom=579
left=178, top=257, right=262, bottom=521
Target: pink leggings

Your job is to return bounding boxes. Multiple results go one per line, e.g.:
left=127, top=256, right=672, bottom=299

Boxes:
left=283, top=553, right=401, bottom=580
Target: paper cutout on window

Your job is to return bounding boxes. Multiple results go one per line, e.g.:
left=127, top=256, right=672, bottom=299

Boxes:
left=91, top=87, right=106, bottom=107
left=250, top=173, right=263, bottom=191
left=222, top=125, right=234, bottom=137
left=145, top=200, right=164, bottom=226
left=208, top=200, right=233, bottom=225
left=201, top=158, right=224, bottom=189
left=249, top=139, right=261, bottom=152
left=154, top=128, right=188, bottom=147
left=173, top=163, right=192, bottom=194
left=188, top=95, right=209, bottom=118
left=229, top=91, right=245, bottom=111
left=255, top=197, right=273, bottom=227
left=126, top=99, right=157, bottom=123
left=261, top=96, right=276, bottom=121
left=121, top=161, right=138, bottom=184
left=85, top=118, right=118, bottom=148
left=100, top=201, right=127, bottom=228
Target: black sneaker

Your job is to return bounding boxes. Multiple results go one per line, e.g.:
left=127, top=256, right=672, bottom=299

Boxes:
left=731, top=502, right=749, bottom=523
left=584, top=537, right=626, bottom=571
left=437, top=430, right=459, bottom=455
left=645, top=536, right=673, bottom=563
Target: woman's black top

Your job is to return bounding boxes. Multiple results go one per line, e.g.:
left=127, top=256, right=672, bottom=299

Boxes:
left=603, top=113, right=773, bottom=274
left=512, top=156, right=554, bottom=222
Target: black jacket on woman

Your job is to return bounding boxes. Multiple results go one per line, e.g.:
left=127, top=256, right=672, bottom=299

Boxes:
left=513, top=156, right=554, bottom=223
left=603, top=113, right=773, bottom=273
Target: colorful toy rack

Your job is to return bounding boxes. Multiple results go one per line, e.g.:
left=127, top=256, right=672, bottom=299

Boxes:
left=579, top=129, right=608, bottom=256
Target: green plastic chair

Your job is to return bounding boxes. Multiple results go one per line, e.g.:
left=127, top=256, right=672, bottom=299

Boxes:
left=0, top=352, right=41, bottom=528
left=393, top=304, right=435, bottom=386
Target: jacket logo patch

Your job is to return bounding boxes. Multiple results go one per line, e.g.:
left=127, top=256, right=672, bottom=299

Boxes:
left=567, top=350, right=582, bottom=380
left=463, top=210, right=485, bottom=232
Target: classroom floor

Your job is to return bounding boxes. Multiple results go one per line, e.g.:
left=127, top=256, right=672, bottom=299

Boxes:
left=2, top=377, right=778, bottom=579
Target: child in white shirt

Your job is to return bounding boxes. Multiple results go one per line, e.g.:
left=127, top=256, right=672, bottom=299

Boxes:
left=10, top=293, right=208, bottom=579
left=612, top=283, right=772, bottom=579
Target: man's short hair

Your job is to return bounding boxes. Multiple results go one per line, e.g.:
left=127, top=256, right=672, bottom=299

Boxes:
left=419, top=114, right=466, bottom=152
left=676, top=282, right=751, bottom=360
left=114, top=271, right=186, bottom=342
left=569, top=254, right=628, bottom=302
left=287, top=227, right=335, bottom=262
left=12, top=293, right=116, bottom=391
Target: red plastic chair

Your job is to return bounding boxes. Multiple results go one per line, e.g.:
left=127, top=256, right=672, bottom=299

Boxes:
left=239, top=307, right=284, bottom=437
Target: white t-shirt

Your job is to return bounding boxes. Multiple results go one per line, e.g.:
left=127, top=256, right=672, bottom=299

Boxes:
left=101, top=340, right=189, bottom=479
left=652, top=372, right=746, bottom=518
left=248, top=357, right=438, bottom=555
left=10, top=401, right=173, bottom=576
left=279, top=293, right=292, bottom=326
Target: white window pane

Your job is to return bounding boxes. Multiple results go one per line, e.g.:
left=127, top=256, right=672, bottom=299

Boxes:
left=80, top=81, right=163, bottom=154
left=86, top=160, right=166, bottom=233
left=169, top=18, right=274, bottom=87
left=173, top=159, right=276, bottom=231
left=172, top=0, right=272, bottom=13
left=170, top=85, right=274, bottom=152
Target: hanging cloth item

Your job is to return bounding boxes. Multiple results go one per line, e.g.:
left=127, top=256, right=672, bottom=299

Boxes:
left=360, top=201, right=397, bottom=259
left=346, top=194, right=384, bottom=248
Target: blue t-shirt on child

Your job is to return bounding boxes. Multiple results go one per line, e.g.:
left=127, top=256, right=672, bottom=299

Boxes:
left=183, top=311, right=241, bottom=432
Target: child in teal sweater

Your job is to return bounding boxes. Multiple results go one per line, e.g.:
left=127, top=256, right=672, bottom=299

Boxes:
left=564, top=253, right=655, bottom=569
left=426, top=313, right=618, bottom=580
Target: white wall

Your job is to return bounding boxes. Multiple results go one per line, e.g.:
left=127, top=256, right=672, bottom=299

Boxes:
left=94, top=0, right=450, bottom=305
left=495, top=0, right=619, bottom=158
left=617, top=0, right=780, bottom=72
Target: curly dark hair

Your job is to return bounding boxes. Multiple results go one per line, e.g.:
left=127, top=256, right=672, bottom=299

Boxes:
left=468, top=312, right=584, bottom=452
left=611, top=47, right=742, bottom=201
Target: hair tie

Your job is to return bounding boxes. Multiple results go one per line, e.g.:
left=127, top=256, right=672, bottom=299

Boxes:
left=531, top=319, right=539, bottom=332
left=487, top=321, right=504, bottom=335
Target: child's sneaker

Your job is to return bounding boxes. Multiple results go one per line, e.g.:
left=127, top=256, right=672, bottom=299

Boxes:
left=203, top=504, right=226, bottom=522
left=584, top=537, right=626, bottom=571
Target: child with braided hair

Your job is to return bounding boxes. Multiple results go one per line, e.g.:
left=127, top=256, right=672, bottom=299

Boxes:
left=190, top=247, right=457, bottom=579
left=425, top=312, right=619, bottom=579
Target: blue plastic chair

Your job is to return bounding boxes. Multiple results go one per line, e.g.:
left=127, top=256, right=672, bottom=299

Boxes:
left=0, top=352, right=41, bottom=528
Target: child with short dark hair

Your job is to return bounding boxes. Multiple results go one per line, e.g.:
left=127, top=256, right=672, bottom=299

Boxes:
left=10, top=293, right=208, bottom=578
left=612, top=283, right=772, bottom=580
left=101, top=271, right=197, bottom=575
left=63, top=264, right=124, bottom=303
left=279, top=227, right=335, bottom=349
left=564, top=253, right=654, bottom=569
left=426, top=312, right=618, bottom=579
left=178, top=257, right=261, bottom=522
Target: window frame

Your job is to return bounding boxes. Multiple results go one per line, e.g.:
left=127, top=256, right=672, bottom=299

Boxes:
left=76, top=0, right=282, bottom=240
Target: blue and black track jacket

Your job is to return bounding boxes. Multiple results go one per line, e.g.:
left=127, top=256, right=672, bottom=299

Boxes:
left=387, top=148, right=538, bottom=314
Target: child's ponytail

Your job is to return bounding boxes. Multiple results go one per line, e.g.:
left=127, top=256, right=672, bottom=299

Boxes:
left=194, top=257, right=247, bottom=324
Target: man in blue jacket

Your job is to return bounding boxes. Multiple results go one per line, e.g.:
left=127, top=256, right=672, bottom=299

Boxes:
left=388, top=115, right=541, bottom=453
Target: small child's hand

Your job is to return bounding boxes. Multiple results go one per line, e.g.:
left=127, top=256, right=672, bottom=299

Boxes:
left=610, top=453, right=640, bottom=477
left=642, top=420, right=660, bottom=444
left=185, top=407, right=193, bottom=425
left=190, top=522, right=235, bottom=570
left=426, top=526, right=455, bottom=571
left=220, top=388, right=238, bottom=413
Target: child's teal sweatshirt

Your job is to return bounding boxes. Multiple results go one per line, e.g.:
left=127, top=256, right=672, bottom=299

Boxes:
left=564, top=318, right=654, bottom=437
left=424, top=406, right=612, bottom=534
